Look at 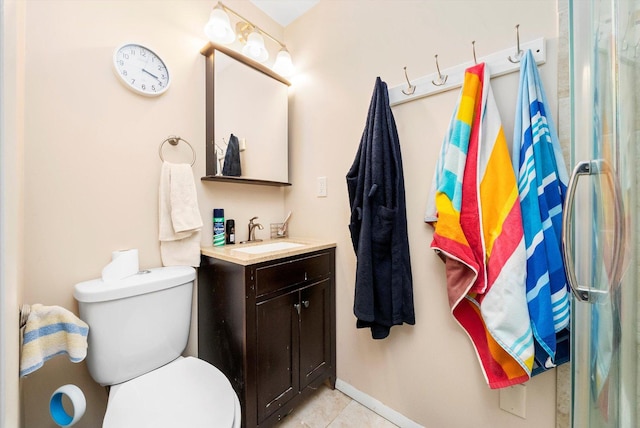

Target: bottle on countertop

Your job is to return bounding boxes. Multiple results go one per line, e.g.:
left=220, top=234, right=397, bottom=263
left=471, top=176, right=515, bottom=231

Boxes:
left=226, top=219, right=235, bottom=245
left=213, top=209, right=225, bottom=246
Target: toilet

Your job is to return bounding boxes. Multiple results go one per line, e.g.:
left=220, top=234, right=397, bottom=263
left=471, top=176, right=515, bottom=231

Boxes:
left=73, top=266, right=240, bottom=428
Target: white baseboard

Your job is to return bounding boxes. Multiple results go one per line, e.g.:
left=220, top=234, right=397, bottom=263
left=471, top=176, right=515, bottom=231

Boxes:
left=335, top=379, right=424, bottom=428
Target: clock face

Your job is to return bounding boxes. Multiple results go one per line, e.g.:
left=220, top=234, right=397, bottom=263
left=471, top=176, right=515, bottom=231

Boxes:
left=113, top=43, right=170, bottom=96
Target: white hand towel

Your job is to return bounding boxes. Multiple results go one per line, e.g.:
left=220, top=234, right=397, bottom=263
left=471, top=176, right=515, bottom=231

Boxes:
left=169, top=163, right=203, bottom=234
left=159, top=162, right=202, bottom=267
left=160, top=230, right=202, bottom=267
left=20, top=304, right=89, bottom=377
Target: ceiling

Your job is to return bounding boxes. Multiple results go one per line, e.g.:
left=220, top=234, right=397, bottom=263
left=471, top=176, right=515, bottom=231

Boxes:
left=249, top=0, right=320, bottom=26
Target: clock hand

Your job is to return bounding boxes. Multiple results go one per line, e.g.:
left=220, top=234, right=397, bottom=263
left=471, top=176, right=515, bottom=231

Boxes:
left=142, top=68, right=159, bottom=79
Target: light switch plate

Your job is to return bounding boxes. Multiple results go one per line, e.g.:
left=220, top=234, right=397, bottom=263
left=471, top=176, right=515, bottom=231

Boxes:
left=499, top=384, right=526, bottom=419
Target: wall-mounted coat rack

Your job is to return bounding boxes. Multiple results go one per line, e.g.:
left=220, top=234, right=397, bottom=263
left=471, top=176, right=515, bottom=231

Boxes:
left=389, top=37, right=546, bottom=106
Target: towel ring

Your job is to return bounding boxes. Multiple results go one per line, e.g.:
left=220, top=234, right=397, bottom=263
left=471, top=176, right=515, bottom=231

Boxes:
left=159, top=136, right=196, bottom=167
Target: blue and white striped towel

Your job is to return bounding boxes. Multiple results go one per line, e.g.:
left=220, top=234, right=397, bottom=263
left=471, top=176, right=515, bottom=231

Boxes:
left=513, top=49, right=570, bottom=370
left=20, top=304, right=89, bottom=377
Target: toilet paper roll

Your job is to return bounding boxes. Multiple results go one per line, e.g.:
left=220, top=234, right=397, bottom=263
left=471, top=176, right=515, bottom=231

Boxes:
left=49, top=384, right=86, bottom=427
left=101, top=249, right=139, bottom=281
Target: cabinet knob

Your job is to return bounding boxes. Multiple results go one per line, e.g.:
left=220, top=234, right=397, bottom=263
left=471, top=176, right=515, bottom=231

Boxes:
left=294, top=300, right=310, bottom=314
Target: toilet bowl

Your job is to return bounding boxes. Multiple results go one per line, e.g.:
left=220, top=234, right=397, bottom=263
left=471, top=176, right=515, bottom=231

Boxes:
left=103, top=357, right=240, bottom=428
left=74, top=266, right=240, bottom=428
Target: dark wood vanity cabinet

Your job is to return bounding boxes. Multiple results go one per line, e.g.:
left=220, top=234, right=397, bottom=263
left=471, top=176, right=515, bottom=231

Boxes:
left=198, top=248, right=336, bottom=428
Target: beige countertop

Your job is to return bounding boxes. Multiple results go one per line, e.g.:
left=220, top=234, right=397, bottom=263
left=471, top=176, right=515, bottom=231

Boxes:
left=201, top=238, right=336, bottom=266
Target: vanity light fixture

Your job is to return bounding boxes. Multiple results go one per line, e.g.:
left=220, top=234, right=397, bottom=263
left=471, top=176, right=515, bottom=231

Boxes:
left=203, top=1, right=295, bottom=75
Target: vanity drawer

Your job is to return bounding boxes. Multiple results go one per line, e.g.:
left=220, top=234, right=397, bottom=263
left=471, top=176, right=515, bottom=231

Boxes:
left=255, top=252, right=332, bottom=297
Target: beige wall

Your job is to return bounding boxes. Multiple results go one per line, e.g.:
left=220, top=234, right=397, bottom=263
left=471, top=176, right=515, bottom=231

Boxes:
left=20, top=1, right=286, bottom=426
left=15, top=0, right=563, bottom=427
left=1, top=0, right=25, bottom=426
left=285, top=1, right=559, bottom=427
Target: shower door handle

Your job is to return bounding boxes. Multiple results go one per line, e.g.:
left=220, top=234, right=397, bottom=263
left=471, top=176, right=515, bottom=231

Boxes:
left=562, top=159, right=625, bottom=302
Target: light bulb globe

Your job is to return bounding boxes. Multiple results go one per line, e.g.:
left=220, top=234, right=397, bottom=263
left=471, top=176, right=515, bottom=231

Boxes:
left=204, top=7, right=235, bottom=44
left=273, top=48, right=294, bottom=77
left=242, top=30, right=269, bottom=62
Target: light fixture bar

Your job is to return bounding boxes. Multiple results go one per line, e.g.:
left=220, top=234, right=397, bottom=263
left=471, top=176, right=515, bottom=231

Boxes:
left=217, top=2, right=286, bottom=49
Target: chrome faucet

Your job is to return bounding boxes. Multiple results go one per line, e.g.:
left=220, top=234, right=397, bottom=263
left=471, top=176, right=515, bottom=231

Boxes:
left=245, top=216, right=263, bottom=243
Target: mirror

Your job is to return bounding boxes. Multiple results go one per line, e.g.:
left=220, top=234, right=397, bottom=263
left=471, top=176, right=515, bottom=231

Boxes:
left=202, top=43, right=290, bottom=185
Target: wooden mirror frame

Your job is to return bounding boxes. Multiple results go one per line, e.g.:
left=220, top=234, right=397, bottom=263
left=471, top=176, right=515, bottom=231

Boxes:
left=200, top=42, right=292, bottom=187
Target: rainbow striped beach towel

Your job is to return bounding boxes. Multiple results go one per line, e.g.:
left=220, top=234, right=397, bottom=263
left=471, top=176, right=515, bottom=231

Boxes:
left=426, top=63, right=534, bottom=388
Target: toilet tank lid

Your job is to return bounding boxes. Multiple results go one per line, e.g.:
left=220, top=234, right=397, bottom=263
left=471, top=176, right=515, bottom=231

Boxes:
left=74, top=266, right=195, bottom=303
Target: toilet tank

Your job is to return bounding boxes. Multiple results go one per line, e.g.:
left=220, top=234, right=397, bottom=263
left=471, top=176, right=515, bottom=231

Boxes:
left=73, top=266, right=196, bottom=386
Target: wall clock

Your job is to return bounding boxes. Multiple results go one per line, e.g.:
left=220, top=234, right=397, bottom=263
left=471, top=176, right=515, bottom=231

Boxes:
left=113, top=43, right=171, bottom=97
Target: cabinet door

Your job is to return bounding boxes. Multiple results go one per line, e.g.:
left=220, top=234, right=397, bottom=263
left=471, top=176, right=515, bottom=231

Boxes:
left=299, top=279, right=331, bottom=389
left=255, top=289, right=299, bottom=423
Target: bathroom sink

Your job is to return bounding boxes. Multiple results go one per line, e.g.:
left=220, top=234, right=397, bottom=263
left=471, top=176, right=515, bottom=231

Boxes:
left=232, top=241, right=304, bottom=255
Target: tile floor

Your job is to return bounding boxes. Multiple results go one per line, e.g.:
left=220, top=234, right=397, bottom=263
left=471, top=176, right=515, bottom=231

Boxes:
left=275, top=385, right=398, bottom=428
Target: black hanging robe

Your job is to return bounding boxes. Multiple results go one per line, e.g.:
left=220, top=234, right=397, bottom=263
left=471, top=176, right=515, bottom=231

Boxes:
left=346, top=77, right=415, bottom=339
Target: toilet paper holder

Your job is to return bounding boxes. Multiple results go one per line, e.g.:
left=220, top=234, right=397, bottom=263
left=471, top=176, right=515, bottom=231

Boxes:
left=19, top=304, right=30, bottom=328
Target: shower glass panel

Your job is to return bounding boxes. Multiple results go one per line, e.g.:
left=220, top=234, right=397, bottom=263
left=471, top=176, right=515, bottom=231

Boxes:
left=568, top=0, right=639, bottom=426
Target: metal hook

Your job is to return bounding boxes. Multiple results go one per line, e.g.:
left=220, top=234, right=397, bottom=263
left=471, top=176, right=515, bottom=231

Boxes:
left=431, top=55, right=448, bottom=86
left=401, top=66, right=416, bottom=95
left=508, top=24, right=524, bottom=63
left=472, top=41, right=477, bottom=64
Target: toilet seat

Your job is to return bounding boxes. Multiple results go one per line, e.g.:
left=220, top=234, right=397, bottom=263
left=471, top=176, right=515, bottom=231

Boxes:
left=103, top=357, right=240, bottom=428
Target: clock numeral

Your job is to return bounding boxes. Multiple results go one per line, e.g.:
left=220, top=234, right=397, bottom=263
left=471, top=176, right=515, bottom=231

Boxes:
left=121, top=70, right=128, bottom=77
left=151, top=85, right=156, bottom=92
left=118, top=60, right=124, bottom=66
left=130, top=78, right=136, bottom=85
left=140, top=50, right=147, bottom=57
left=123, top=54, right=129, bottom=60
left=141, top=84, right=146, bottom=90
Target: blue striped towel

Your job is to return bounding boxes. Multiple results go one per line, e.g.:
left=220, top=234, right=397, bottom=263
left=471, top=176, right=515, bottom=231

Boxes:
left=513, top=50, right=570, bottom=371
left=20, top=304, right=89, bottom=377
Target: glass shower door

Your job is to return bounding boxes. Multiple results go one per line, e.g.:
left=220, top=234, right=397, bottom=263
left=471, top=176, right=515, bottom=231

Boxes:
left=567, top=0, right=639, bottom=427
